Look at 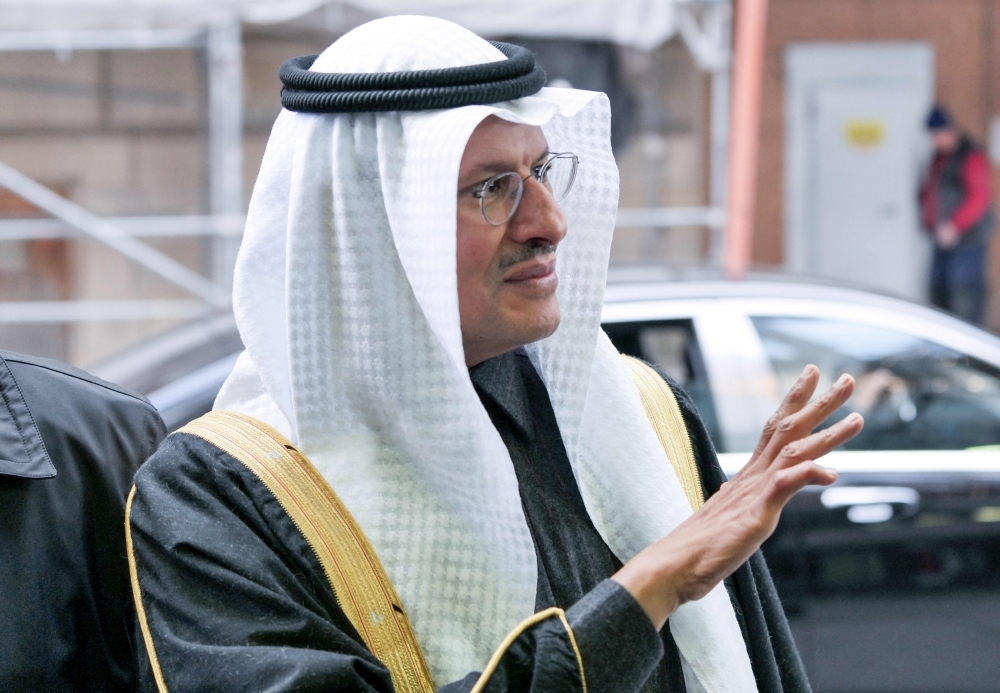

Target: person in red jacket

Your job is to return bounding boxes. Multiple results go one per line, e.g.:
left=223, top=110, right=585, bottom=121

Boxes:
left=919, top=105, right=995, bottom=325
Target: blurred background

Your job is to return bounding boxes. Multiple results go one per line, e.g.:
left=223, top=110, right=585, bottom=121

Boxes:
left=3, top=0, right=989, bottom=366
left=6, top=3, right=1000, bottom=692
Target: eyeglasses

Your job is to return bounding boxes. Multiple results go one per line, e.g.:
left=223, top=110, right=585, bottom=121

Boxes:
left=462, top=152, right=579, bottom=226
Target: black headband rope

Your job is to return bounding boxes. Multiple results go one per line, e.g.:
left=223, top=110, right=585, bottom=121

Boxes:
left=279, top=42, right=547, bottom=114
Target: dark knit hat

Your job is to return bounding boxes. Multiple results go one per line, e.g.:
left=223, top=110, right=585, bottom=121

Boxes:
left=927, top=104, right=953, bottom=131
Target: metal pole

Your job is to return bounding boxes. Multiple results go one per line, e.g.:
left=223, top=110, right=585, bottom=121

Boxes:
left=207, top=21, right=243, bottom=292
left=724, top=0, right=768, bottom=278
left=709, top=66, right=731, bottom=266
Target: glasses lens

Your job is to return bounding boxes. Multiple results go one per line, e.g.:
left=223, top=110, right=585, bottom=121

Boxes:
left=539, top=154, right=578, bottom=202
left=481, top=172, right=522, bottom=225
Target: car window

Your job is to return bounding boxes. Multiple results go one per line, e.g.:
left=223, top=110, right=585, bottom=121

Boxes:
left=751, top=316, right=1000, bottom=450
left=603, top=319, right=724, bottom=450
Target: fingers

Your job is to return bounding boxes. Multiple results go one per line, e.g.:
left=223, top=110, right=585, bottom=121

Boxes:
left=762, top=412, right=863, bottom=510
left=760, top=373, right=856, bottom=464
left=766, top=460, right=838, bottom=510
left=751, top=365, right=820, bottom=461
left=773, top=412, right=864, bottom=468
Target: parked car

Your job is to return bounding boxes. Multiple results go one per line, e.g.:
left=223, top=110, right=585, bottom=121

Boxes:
left=92, top=276, right=1000, bottom=693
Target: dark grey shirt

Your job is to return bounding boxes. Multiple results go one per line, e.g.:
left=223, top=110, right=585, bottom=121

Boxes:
left=470, top=348, right=685, bottom=693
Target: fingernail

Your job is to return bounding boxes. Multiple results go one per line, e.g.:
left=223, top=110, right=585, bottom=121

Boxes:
left=836, top=374, right=850, bottom=387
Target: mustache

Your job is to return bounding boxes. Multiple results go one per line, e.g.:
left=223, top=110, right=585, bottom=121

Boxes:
left=497, top=243, right=556, bottom=271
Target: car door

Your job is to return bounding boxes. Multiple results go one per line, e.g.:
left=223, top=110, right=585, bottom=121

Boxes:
left=732, top=301, right=1000, bottom=692
left=763, top=460, right=1000, bottom=693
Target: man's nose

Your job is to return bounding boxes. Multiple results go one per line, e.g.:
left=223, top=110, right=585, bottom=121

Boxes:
left=507, top=177, right=568, bottom=245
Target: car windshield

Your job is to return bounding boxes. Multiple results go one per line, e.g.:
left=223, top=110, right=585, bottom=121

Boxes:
left=752, top=316, right=1000, bottom=450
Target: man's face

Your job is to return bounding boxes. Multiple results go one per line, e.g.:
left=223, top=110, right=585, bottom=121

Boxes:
left=456, top=116, right=568, bottom=367
left=931, top=128, right=958, bottom=154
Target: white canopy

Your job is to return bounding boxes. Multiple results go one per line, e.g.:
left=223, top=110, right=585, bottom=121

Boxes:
left=0, top=0, right=678, bottom=50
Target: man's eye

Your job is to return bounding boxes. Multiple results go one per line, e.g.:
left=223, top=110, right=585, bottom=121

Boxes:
left=533, top=165, right=549, bottom=182
left=480, top=179, right=506, bottom=199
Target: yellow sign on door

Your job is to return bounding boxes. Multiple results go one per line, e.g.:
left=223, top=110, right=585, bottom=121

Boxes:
left=844, top=118, right=886, bottom=148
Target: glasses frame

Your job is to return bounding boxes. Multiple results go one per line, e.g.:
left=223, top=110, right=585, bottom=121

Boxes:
left=467, top=151, right=579, bottom=226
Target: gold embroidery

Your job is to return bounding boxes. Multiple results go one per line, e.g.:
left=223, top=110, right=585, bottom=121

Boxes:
left=470, top=607, right=587, bottom=693
left=125, top=485, right=170, bottom=693
left=178, top=411, right=435, bottom=693
left=621, top=355, right=705, bottom=510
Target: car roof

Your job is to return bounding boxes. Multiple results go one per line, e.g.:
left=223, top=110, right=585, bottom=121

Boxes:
left=89, top=311, right=241, bottom=395
left=605, top=272, right=1000, bottom=349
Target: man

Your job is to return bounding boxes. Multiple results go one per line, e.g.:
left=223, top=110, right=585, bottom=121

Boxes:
left=919, top=104, right=995, bottom=325
left=127, top=17, right=862, bottom=693
left=0, top=350, right=165, bottom=691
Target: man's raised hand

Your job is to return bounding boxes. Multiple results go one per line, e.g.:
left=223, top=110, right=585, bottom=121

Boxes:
left=613, top=365, right=864, bottom=630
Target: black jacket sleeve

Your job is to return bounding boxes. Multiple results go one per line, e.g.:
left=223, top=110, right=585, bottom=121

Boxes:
left=130, top=434, right=661, bottom=693
left=0, top=351, right=166, bottom=693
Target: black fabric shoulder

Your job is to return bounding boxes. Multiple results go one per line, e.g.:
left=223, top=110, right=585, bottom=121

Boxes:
left=133, top=432, right=366, bottom=640
left=0, top=349, right=154, bottom=405
left=1, top=352, right=166, bottom=479
left=129, top=432, right=391, bottom=692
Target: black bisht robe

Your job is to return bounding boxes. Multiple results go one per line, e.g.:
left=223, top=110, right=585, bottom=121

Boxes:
left=128, top=350, right=810, bottom=693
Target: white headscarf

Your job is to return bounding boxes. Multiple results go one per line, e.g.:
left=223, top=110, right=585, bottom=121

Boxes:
left=216, top=15, right=756, bottom=691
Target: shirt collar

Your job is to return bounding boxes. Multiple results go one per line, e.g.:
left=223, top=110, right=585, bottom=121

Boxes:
left=469, top=348, right=535, bottom=439
left=0, top=353, right=56, bottom=479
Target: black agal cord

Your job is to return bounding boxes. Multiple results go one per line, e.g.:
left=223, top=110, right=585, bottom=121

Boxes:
left=279, top=42, right=546, bottom=114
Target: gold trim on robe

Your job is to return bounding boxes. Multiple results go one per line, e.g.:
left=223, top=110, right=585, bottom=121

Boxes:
left=126, top=486, right=171, bottom=693
left=621, top=355, right=705, bottom=511
left=470, top=607, right=587, bottom=693
left=178, top=410, right=436, bottom=693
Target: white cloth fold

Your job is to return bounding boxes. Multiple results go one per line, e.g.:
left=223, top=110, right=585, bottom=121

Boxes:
left=215, top=15, right=757, bottom=691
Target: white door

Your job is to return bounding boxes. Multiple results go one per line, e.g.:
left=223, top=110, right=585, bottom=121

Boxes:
left=812, top=85, right=922, bottom=296
left=785, top=43, right=934, bottom=301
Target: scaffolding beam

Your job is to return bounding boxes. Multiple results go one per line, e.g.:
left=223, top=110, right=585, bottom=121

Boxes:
left=0, top=214, right=244, bottom=241
left=0, top=299, right=211, bottom=323
left=0, top=160, right=229, bottom=306
left=207, top=21, right=244, bottom=291
left=0, top=25, right=244, bottom=324
left=616, top=206, right=726, bottom=228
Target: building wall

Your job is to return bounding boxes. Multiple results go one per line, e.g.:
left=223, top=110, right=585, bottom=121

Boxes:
left=756, top=0, right=1000, bottom=326
left=612, top=38, right=711, bottom=265
left=0, top=34, right=328, bottom=366
left=0, top=30, right=711, bottom=366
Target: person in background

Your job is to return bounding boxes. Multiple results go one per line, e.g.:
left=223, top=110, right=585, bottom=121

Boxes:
left=919, top=104, right=995, bottom=325
left=0, top=350, right=165, bottom=691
